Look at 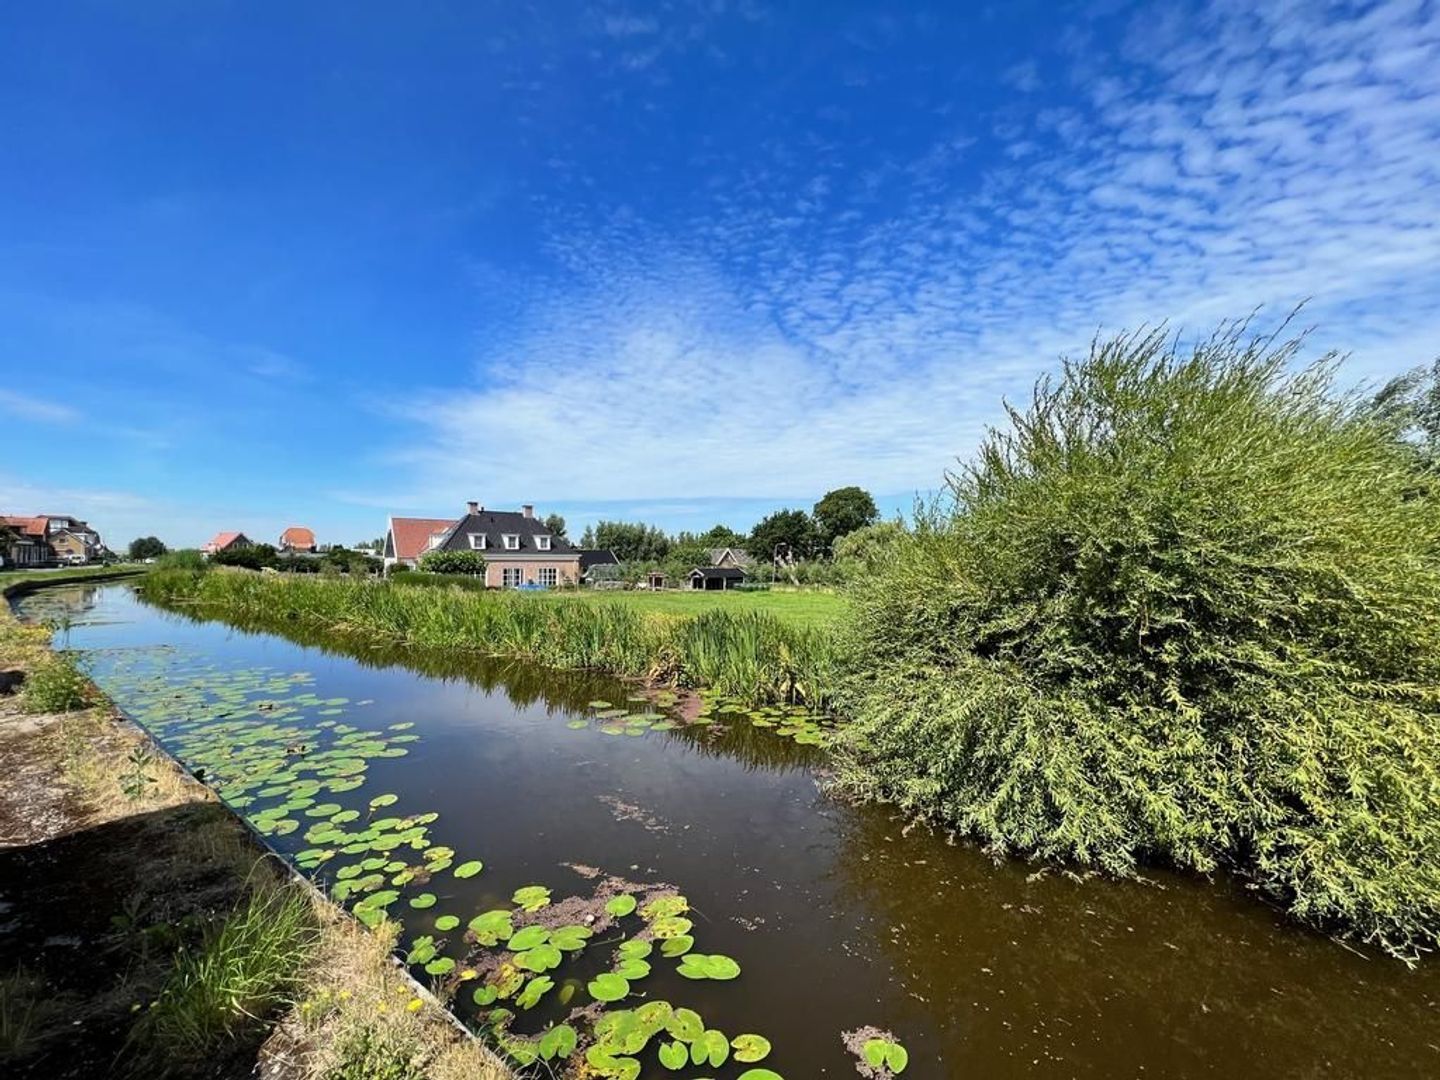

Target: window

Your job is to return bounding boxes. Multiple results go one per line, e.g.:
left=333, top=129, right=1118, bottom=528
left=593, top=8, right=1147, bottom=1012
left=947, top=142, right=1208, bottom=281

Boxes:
left=502, top=566, right=524, bottom=588
left=538, top=566, right=558, bottom=587
left=502, top=534, right=521, bottom=550
left=535, top=535, right=552, bottom=551
left=468, top=533, right=487, bottom=550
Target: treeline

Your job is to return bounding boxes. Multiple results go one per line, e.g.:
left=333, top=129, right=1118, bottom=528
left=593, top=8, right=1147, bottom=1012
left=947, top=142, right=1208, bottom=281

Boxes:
left=577, top=486, right=905, bottom=585
left=209, top=544, right=381, bottom=575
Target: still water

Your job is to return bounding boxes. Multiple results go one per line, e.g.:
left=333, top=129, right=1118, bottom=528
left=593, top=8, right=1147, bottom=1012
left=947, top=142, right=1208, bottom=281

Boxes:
left=15, top=583, right=1440, bottom=1078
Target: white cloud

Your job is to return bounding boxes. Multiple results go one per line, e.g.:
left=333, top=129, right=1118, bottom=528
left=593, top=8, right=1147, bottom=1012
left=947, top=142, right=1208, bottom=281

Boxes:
left=0, top=389, right=80, bottom=424
left=383, top=0, right=1440, bottom=508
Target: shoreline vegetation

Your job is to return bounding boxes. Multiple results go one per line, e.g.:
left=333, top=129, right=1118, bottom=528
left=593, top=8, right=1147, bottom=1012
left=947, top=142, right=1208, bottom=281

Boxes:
left=139, top=568, right=842, bottom=709
left=0, top=572, right=511, bottom=1079
left=137, top=321, right=1440, bottom=963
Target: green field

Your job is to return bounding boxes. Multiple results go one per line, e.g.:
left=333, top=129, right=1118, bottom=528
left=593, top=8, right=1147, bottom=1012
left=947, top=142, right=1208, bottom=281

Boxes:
left=531, top=586, right=848, bottom=629
left=0, top=563, right=145, bottom=597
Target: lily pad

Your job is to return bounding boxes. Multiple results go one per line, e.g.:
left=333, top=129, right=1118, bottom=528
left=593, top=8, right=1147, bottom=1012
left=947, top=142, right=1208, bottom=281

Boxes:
left=409, top=893, right=437, bottom=909
left=511, top=885, right=551, bottom=912
left=676, top=952, right=741, bottom=980
left=732, top=1034, right=772, bottom=1063
left=507, top=925, right=550, bottom=951
left=605, top=893, right=637, bottom=917
left=587, top=972, right=630, bottom=1002
left=434, top=915, right=460, bottom=932
left=539, top=1023, right=577, bottom=1060
left=453, top=860, right=483, bottom=879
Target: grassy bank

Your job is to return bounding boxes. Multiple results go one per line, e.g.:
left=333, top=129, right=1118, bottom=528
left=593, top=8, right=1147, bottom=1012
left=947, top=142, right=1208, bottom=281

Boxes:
left=0, top=563, right=145, bottom=596
left=140, top=569, right=840, bottom=707
left=0, top=596, right=509, bottom=1078
left=395, top=572, right=847, bottom=630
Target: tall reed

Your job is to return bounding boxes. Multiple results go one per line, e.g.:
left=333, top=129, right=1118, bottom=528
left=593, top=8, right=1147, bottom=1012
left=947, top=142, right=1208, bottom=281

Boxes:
left=138, top=570, right=838, bottom=707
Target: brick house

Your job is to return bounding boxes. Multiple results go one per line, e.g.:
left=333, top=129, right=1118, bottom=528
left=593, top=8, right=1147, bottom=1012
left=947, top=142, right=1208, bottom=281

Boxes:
left=384, top=502, right=582, bottom=588
left=201, top=531, right=253, bottom=555
left=2, top=514, right=107, bottom=566
left=279, top=526, right=317, bottom=553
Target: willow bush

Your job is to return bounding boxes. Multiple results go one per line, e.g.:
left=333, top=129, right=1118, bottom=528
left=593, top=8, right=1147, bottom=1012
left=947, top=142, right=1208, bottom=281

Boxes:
left=834, top=323, right=1440, bottom=958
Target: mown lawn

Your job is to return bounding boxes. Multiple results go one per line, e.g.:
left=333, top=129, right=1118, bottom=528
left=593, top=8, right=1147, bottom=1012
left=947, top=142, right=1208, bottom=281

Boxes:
left=534, top=587, right=849, bottom=630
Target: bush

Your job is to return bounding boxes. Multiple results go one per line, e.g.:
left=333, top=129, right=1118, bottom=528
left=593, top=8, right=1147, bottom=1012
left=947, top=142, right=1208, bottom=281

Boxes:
left=212, top=544, right=278, bottom=571
left=835, top=322, right=1440, bottom=958
left=416, top=549, right=487, bottom=575
left=154, top=549, right=207, bottom=572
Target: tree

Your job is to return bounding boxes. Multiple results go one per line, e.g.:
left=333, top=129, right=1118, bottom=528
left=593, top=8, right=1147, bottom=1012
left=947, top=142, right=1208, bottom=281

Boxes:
left=543, top=513, right=567, bottom=539
left=592, top=521, right=670, bottom=563
left=1372, top=356, right=1440, bottom=468
left=812, top=486, right=879, bottom=553
left=127, top=536, right=168, bottom=560
left=746, top=509, right=818, bottom=562
left=832, top=520, right=907, bottom=576
left=579, top=525, right=596, bottom=548
left=697, top=524, right=746, bottom=548
left=212, top=543, right=277, bottom=570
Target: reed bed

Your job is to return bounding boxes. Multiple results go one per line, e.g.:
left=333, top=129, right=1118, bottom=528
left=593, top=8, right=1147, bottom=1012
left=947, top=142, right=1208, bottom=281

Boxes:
left=138, top=570, right=839, bottom=707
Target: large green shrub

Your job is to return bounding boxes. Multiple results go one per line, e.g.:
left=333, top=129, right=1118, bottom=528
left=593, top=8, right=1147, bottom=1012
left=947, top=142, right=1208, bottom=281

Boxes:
left=417, top=549, right=487, bottom=575
left=834, top=323, right=1440, bottom=957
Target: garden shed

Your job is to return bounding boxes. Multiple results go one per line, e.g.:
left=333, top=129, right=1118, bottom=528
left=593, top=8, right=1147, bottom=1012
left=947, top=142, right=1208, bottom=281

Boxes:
left=689, top=566, right=745, bottom=591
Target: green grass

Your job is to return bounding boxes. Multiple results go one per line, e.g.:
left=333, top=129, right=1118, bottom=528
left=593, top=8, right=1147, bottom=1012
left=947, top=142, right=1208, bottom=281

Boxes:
left=131, top=882, right=318, bottom=1066
left=0, top=563, right=145, bottom=596
left=534, top=585, right=844, bottom=629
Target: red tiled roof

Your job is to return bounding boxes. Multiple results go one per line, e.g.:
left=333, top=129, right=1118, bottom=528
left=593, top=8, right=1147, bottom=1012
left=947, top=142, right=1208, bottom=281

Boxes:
left=2, top=515, right=47, bottom=537
left=280, top=526, right=316, bottom=548
left=204, top=531, right=247, bottom=552
left=389, top=517, right=455, bottom=561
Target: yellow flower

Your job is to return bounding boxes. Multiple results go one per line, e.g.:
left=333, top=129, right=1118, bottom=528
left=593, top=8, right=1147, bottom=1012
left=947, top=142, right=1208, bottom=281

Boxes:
left=406, top=998, right=423, bottom=1013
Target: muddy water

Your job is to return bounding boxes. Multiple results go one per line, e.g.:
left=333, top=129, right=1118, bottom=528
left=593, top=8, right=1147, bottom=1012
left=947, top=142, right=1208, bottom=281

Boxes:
left=16, top=583, right=1440, bottom=1078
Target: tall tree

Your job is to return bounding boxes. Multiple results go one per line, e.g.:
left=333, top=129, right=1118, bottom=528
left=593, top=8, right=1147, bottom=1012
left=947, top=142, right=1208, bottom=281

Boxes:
left=812, top=486, right=879, bottom=553
left=579, top=524, right=596, bottom=548
left=697, top=523, right=746, bottom=547
left=128, top=536, right=168, bottom=560
left=747, top=509, right=818, bottom=562
left=592, top=521, right=670, bottom=562
left=1372, top=357, right=1440, bottom=468
left=543, top=513, right=567, bottom=539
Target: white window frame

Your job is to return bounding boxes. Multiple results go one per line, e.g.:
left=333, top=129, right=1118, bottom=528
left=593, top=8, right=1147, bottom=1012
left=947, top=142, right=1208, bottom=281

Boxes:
left=535, top=535, right=552, bottom=551
left=502, top=534, right=521, bottom=550
left=502, top=566, right=524, bottom=588
left=468, top=533, right=487, bottom=550
left=537, top=566, right=558, bottom=587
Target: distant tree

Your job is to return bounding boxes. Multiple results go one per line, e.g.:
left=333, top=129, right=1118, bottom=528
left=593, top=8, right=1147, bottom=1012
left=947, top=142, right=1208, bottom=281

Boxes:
left=593, top=521, right=670, bottom=563
left=832, top=520, right=908, bottom=577
left=1372, top=356, right=1440, bottom=468
left=697, top=524, right=746, bottom=548
left=543, top=513, right=567, bottom=539
left=579, top=525, right=596, bottom=548
left=127, top=536, right=168, bottom=560
left=747, top=509, right=819, bottom=563
left=812, top=486, right=879, bottom=553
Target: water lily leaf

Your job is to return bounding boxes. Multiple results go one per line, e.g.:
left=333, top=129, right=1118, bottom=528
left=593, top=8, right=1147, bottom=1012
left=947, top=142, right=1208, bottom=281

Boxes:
left=549, top=924, right=592, bottom=951
left=738, top=1070, right=785, bottom=1080
left=434, top=915, right=460, bottom=932
left=730, top=1033, right=772, bottom=1063
left=886, top=1042, right=909, bottom=1073
left=511, top=885, right=551, bottom=912
left=651, top=915, right=693, bottom=939
left=641, top=895, right=688, bottom=920
left=566, top=719, right=589, bottom=729
left=615, top=957, right=650, bottom=980
left=453, top=860, right=483, bottom=879
left=587, top=700, right=612, bottom=709
left=468, top=909, right=513, bottom=945
left=605, top=893, right=637, bottom=917
left=407, top=935, right=437, bottom=964
left=665, top=1007, right=703, bottom=1044
left=424, top=956, right=455, bottom=975
left=507, top=925, right=550, bottom=951
left=515, top=975, right=554, bottom=1009
left=472, top=984, right=498, bottom=1006
left=369, top=793, right=397, bottom=809
left=696, top=1028, right=729, bottom=1067
left=409, top=893, right=437, bottom=909
left=587, top=972, right=630, bottom=1002
left=677, top=952, right=741, bottom=980
left=515, top=943, right=562, bottom=972
left=619, top=939, right=653, bottom=960
left=658, top=1040, right=688, bottom=1070
left=539, top=1023, right=577, bottom=1060
left=658, top=935, right=693, bottom=957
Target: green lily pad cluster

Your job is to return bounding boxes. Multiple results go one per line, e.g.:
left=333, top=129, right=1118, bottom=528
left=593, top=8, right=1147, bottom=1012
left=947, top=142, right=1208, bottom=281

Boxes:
left=699, top=691, right=836, bottom=746
left=576, top=1000, right=779, bottom=1078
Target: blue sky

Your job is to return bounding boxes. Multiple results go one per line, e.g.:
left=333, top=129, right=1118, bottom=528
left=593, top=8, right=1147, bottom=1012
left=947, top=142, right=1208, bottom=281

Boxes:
left=3, top=1, right=1439, bottom=548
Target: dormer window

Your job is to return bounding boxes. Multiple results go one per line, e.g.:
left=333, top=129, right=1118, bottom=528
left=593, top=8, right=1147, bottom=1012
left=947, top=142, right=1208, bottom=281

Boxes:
left=468, top=533, right=487, bottom=550
left=536, top=535, right=552, bottom=551
left=502, top=534, right=521, bottom=551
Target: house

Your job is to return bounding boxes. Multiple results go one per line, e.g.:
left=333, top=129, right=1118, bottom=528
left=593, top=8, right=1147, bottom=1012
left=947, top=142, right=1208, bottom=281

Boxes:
left=202, top=531, right=253, bottom=555
left=707, top=547, right=755, bottom=570
left=0, top=519, right=47, bottom=567
left=2, top=513, right=107, bottom=566
left=384, top=502, right=582, bottom=588
left=279, top=526, right=317, bottom=553
left=690, top=566, right=746, bottom=591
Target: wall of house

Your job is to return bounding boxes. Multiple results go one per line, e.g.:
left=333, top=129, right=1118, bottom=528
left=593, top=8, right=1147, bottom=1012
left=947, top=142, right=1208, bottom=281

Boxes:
left=482, top=558, right=581, bottom=588
left=49, top=533, right=88, bottom=560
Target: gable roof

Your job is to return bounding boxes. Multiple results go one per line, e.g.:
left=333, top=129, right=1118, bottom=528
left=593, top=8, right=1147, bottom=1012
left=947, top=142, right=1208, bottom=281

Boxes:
left=436, top=511, right=577, bottom=555
left=204, top=531, right=249, bottom=551
left=3, top=515, right=47, bottom=537
left=388, top=517, right=456, bottom=562
left=691, top=566, right=746, bottom=580
left=708, top=546, right=755, bottom=567
left=280, top=526, right=316, bottom=548
left=578, top=549, right=619, bottom=571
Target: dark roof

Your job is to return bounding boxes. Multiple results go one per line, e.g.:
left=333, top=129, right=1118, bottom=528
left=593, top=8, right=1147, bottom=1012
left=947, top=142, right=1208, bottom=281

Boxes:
left=436, top=511, right=577, bottom=555
left=578, top=549, right=619, bottom=570
left=690, top=566, right=746, bottom=580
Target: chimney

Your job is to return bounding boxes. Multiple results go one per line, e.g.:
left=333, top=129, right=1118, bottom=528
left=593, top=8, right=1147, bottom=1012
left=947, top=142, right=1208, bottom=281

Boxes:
left=467, top=500, right=480, bottom=515
left=522, top=504, right=534, bottom=519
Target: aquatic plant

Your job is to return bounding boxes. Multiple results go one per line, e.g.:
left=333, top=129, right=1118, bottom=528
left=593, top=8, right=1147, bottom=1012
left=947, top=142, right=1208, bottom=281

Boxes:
left=836, top=321, right=1440, bottom=959
left=19, top=652, right=91, bottom=713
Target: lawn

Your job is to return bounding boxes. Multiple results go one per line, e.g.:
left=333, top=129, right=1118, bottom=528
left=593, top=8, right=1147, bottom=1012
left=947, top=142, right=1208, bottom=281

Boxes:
left=534, top=586, right=848, bottom=630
